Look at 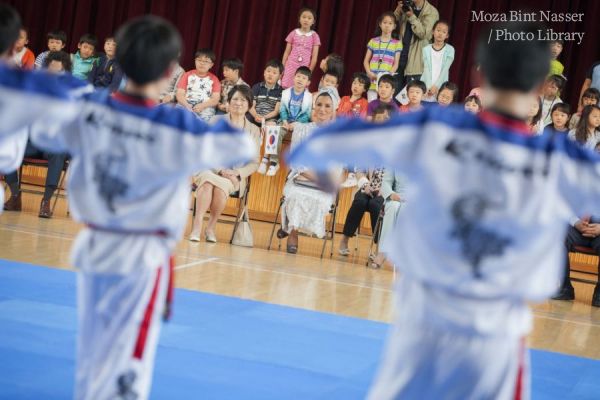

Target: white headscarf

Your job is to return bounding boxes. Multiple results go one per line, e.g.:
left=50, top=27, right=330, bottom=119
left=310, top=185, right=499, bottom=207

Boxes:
left=316, top=86, right=340, bottom=110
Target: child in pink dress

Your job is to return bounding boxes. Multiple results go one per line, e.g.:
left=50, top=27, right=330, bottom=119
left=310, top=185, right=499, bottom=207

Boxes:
left=281, top=7, right=321, bottom=89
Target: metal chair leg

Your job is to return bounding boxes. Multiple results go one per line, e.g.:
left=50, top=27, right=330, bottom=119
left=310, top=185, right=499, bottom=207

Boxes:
left=51, top=167, right=68, bottom=214
left=268, top=196, right=285, bottom=251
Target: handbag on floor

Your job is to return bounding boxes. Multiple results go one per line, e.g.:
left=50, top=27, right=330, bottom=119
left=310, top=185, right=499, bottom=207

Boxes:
left=232, top=206, right=254, bottom=247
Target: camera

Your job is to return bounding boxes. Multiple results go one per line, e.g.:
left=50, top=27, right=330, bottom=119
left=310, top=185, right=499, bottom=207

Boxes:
left=402, top=0, right=416, bottom=12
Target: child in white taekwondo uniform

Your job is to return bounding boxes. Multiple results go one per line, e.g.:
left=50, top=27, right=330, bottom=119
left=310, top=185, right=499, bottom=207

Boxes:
left=288, top=22, right=600, bottom=400
left=0, top=4, right=83, bottom=212
left=30, top=16, right=256, bottom=400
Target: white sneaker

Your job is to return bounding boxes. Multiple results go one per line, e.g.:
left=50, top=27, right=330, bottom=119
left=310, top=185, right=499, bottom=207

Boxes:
left=266, top=163, right=279, bottom=176
left=205, top=230, right=217, bottom=243
left=341, top=173, right=357, bottom=188
left=257, top=159, right=268, bottom=175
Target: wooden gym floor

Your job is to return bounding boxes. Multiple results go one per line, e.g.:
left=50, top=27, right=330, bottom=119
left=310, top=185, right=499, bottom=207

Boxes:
left=1, top=189, right=600, bottom=360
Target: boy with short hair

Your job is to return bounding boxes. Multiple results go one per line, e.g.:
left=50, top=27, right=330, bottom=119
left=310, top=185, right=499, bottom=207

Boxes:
left=248, top=59, right=284, bottom=126
left=88, top=36, right=123, bottom=92
left=312, top=70, right=340, bottom=109
left=44, top=50, right=72, bottom=73
left=263, top=66, right=312, bottom=176
left=71, top=33, right=99, bottom=80
left=338, top=72, right=370, bottom=118
left=541, top=74, right=565, bottom=126
left=217, top=57, right=249, bottom=114
left=367, top=74, right=400, bottom=120
left=549, top=39, right=564, bottom=76
left=399, top=80, right=426, bottom=112
left=290, top=21, right=600, bottom=400
left=29, top=15, right=254, bottom=399
left=34, top=29, right=67, bottom=69
left=176, top=48, right=221, bottom=121
left=12, top=27, right=34, bottom=69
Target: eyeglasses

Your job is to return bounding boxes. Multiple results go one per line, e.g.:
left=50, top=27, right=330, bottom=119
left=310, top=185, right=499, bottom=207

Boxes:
left=195, top=58, right=213, bottom=64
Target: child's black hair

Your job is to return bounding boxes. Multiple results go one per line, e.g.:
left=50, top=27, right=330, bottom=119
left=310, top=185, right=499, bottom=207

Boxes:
left=575, top=105, right=600, bottom=144
left=477, top=22, right=550, bottom=92
left=297, top=7, right=316, bottom=28
left=44, top=50, right=72, bottom=72
left=438, top=81, right=459, bottom=102
left=295, top=66, right=312, bottom=80
left=373, top=11, right=398, bottom=39
left=194, top=48, right=216, bottom=63
left=550, top=102, right=571, bottom=117
left=582, top=88, right=600, bottom=104
left=378, top=74, right=396, bottom=90
left=265, top=59, right=284, bottom=74
left=352, top=72, right=370, bottom=93
left=47, top=30, right=67, bottom=44
left=324, top=53, right=344, bottom=81
left=545, top=74, right=566, bottom=92
left=78, top=33, right=97, bottom=49
left=115, top=15, right=182, bottom=85
left=323, top=70, right=340, bottom=85
left=464, top=95, right=482, bottom=109
left=0, top=4, right=21, bottom=55
left=407, top=80, right=426, bottom=94
left=431, top=20, right=450, bottom=42
left=373, top=102, right=396, bottom=117
left=222, top=57, right=244, bottom=74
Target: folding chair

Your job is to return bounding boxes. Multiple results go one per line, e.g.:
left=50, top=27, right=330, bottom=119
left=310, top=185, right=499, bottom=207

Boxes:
left=18, top=157, right=69, bottom=214
left=366, top=205, right=385, bottom=267
left=267, top=191, right=340, bottom=259
left=191, top=177, right=252, bottom=239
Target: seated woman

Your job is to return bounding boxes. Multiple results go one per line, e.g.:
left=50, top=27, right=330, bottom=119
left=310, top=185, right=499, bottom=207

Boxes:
left=338, top=104, right=394, bottom=255
left=189, top=85, right=261, bottom=242
left=278, top=88, right=340, bottom=254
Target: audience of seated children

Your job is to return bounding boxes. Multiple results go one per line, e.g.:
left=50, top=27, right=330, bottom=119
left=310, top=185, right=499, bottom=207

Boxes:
left=71, top=33, right=99, bottom=80
left=281, top=7, right=321, bottom=88
left=12, top=27, right=34, bottom=69
left=549, top=40, right=564, bottom=76
left=176, top=48, right=221, bottom=121
left=338, top=72, right=370, bottom=118
left=568, top=105, right=600, bottom=150
left=570, top=88, right=600, bottom=130
left=526, top=95, right=543, bottom=135
left=422, top=20, right=455, bottom=102
left=541, top=74, right=565, bottom=127
left=399, top=80, right=425, bottom=112
left=88, top=36, right=123, bottom=92
left=464, top=95, right=482, bottom=114
left=367, top=74, right=399, bottom=119
left=543, top=103, right=571, bottom=136
left=436, top=81, right=458, bottom=106
left=159, top=58, right=184, bottom=104
left=217, top=58, right=249, bottom=114
left=34, top=30, right=66, bottom=69
left=364, top=12, right=402, bottom=102
left=338, top=104, right=394, bottom=256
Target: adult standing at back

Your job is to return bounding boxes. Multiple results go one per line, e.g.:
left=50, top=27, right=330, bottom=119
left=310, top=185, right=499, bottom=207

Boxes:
left=393, top=0, right=439, bottom=92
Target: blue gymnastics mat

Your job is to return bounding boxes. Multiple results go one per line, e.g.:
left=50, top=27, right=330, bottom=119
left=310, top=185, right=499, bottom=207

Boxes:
left=0, top=259, right=598, bottom=399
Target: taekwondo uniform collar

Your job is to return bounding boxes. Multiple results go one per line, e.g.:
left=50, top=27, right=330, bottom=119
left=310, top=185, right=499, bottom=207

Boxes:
left=479, top=109, right=530, bottom=136
left=113, top=91, right=158, bottom=108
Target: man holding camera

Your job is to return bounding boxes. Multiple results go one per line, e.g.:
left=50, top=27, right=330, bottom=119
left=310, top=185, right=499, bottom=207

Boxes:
left=393, top=0, right=439, bottom=91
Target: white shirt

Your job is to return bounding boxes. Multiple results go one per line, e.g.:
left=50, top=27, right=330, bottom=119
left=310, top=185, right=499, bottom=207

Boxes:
left=430, top=46, right=444, bottom=87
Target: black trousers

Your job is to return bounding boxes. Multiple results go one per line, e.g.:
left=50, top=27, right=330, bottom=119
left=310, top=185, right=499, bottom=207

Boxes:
left=562, top=225, right=600, bottom=288
left=5, top=141, right=67, bottom=200
left=342, top=191, right=384, bottom=241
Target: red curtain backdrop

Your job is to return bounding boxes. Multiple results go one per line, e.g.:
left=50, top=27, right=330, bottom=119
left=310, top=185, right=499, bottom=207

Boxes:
left=8, top=0, right=600, bottom=107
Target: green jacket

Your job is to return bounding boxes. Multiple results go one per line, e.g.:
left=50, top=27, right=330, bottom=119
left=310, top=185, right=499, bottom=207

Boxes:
left=394, top=1, right=439, bottom=76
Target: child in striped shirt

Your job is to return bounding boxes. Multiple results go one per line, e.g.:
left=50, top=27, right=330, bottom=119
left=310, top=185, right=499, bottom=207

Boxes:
left=363, top=12, right=402, bottom=102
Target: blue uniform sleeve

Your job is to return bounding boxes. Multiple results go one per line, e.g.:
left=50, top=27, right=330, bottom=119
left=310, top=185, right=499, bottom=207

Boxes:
left=286, top=111, right=423, bottom=172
